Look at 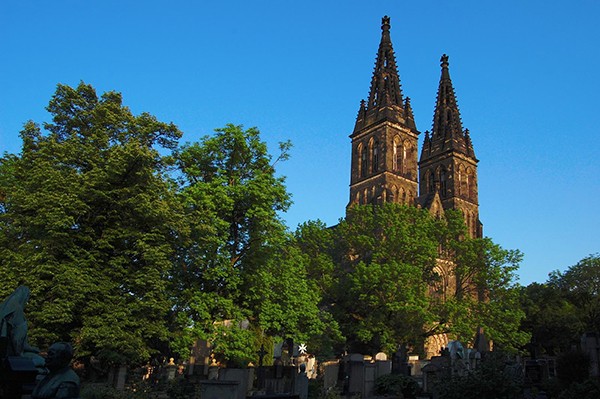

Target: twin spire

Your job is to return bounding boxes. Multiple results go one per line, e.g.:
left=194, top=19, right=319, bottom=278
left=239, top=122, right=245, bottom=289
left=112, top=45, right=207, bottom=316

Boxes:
left=421, top=54, right=476, bottom=160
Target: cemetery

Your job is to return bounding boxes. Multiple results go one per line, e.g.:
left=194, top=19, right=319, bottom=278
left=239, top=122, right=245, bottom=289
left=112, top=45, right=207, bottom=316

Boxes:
left=2, top=283, right=600, bottom=399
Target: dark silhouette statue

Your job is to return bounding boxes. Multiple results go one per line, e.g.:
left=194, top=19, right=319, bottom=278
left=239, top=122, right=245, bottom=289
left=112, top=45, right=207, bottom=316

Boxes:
left=32, top=342, right=80, bottom=399
left=0, top=285, right=33, bottom=356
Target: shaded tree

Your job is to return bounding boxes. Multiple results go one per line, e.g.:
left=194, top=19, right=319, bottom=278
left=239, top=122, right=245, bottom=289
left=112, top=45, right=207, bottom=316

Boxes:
left=0, top=82, right=182, bottom=363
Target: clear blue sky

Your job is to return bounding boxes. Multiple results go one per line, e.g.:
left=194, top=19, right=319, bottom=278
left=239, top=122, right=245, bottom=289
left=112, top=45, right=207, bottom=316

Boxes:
left=1, top=1, right=598, bottom=285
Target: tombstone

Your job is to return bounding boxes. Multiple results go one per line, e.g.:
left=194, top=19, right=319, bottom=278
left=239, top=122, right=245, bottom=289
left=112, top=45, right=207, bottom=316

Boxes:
left=524, top=360, right=543, bottom=387
left=322, top=360, right=339, bottom=390
left=115, top=365, right=127, bottom=390
left=220, top=368, right=252, bottom=399
left=421, top=355, right=450, bottom=394
left=295, top=363, right=309, bottom=399
left=581, top=332, right=600, bottom=377
left=208, top=358, right=219, bottom=380
left=347, top=354, right=364, bottom=396
left=273, top=342, right=283, bottom=358
left=408, top=355, right=423, bottom=376
left=256, top=344, right=269, bottom=389
left=375, top=357, right=392, bottom=379
left=363, top=361, right=377, bottom=398
left=392, top=345, right=411, bottom=376
left=199, top=380, right=238, bottom=399
left=189, top=339, right=212, bottom=377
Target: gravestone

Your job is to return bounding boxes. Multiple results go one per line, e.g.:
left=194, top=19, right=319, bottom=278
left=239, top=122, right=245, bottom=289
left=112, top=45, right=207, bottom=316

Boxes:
left=581, top=332, right=600, bottom=377
left=199, top=380, right=238, bottom=399
left=295, top=364, right=309, bottom=399
left=392, top=345, right=411, bottom=376
left=220, top=367, right=254, bottom=399
left=322, top=360, right=339, bottom=390
left=347, top=354, right=364, bottom=396
left=115, top=365, right=127, bottom=390
left=363, top=362, right=376, bottom=398
left=375, top=357, right=392, bottom=378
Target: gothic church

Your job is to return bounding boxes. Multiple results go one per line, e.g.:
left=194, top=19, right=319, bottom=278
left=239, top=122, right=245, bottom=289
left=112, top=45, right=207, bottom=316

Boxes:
left=348, top=16, right=482, bottom=239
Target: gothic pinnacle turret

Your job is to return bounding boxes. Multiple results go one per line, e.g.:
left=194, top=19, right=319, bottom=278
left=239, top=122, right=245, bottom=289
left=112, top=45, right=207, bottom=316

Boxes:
left=420, top=54, right=476, bottom=161
left=353, top=16, right=415, bottom=133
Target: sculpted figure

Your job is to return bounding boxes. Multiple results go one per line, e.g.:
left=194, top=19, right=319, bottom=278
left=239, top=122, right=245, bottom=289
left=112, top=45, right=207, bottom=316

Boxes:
left=32, top=342, right=80, bottom=399
left=0, top=286, right=32, bottom=356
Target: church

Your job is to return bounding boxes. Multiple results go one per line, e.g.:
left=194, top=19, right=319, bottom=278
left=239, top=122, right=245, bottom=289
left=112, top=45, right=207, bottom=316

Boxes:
left=348, top=16, right=482, bottom=239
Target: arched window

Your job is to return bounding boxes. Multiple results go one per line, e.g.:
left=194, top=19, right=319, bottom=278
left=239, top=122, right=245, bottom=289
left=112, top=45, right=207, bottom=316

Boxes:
left=428, top=170, right=435, bottom=193
left=440, top=168, right=447, bottom=197
left=466, top=168, right=475, bottom=199
left=393, top=139, right=399, bottom=171
left=457, top=165, right=463, bottom=196
left=358, top=144, right=365, bottom=178
left=372, top=141, right=379, bottom=172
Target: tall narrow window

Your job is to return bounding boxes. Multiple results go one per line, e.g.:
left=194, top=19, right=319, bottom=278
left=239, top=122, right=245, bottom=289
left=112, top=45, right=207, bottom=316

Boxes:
left=360, top=147, right=367, bottom=178
left=393, top=142, right=398, bottom=171
left=440, top=168, right=447, bottom=197
left=358, top=145, right=365, bottom=178
left=428, top=170, right=435, bottom=193
left=372, top=141, right=379, bottom=172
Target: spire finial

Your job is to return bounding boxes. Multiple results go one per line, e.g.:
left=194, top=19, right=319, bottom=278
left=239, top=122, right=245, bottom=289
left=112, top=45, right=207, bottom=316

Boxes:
left=440, top=54, right=449, bottom=69
left=382, top=16, right=391, bottom=31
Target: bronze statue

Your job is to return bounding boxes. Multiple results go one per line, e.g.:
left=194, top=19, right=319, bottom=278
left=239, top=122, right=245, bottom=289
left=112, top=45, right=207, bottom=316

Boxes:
left=31, top=342, right=80, bottom=399
left=0, top=285, right=32, bottom=356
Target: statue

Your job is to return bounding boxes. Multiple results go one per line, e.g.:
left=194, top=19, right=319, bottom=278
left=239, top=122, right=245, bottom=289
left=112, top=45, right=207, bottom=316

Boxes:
left=0, top=286, right=34, bottom=356
left=31, top=342, right=80, bottom=399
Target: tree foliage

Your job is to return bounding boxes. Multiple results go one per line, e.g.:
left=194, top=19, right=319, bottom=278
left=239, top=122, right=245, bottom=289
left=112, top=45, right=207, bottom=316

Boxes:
left=294, top=204, right=527, bottom=355
left=173, top=124, right=325, bottom=363
left=0, top=82, right=537, bottom=365
left=0, top=82, right=182, bottom=363
left=520, top=254, right=600, bottom=355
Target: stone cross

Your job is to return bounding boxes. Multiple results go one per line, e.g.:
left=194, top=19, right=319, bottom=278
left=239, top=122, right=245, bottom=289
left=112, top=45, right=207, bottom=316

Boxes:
left=257, top=344, right=267, bottom=367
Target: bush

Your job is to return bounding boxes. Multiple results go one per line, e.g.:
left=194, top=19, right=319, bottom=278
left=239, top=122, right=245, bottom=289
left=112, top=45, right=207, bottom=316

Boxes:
left=374, top=373, right=419, bottom=398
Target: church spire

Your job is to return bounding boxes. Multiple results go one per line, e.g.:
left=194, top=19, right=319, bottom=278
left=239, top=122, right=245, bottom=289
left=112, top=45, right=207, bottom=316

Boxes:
left=353, top=16, right=414, bottom=133
left=422, top=54, right=474, bottom=159
left=366, top=16, right=403, bottom=110
left=349, top=16, right=419, bottom=209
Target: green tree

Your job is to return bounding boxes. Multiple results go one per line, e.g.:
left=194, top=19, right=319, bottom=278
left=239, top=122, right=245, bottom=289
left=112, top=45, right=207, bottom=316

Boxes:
left=519, top=282, right=582, bottom=355
left=174, top=124, right=325, bottom=363
left=549, top=254, right=600, bottom=333
left=444, top=237, right=529, bottom=352
left=0, top=82, right=182, bottom=363
left=331, top=203, right=441, bottom=354
left=303, top=203, right=527, bottom=355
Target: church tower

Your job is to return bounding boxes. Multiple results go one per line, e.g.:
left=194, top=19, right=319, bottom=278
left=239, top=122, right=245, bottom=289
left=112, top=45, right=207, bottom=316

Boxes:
left=348, top=16, right=420, bottom=208
left=418, top=55, right=482, bottom=238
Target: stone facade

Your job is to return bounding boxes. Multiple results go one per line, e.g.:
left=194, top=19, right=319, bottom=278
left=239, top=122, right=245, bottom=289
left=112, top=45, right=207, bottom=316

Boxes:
left=348, top=16, right=482, bottom=239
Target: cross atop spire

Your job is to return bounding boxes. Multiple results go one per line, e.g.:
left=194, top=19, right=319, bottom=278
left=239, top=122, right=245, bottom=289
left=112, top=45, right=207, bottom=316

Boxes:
left=421, top=54, right=476, bottom=160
